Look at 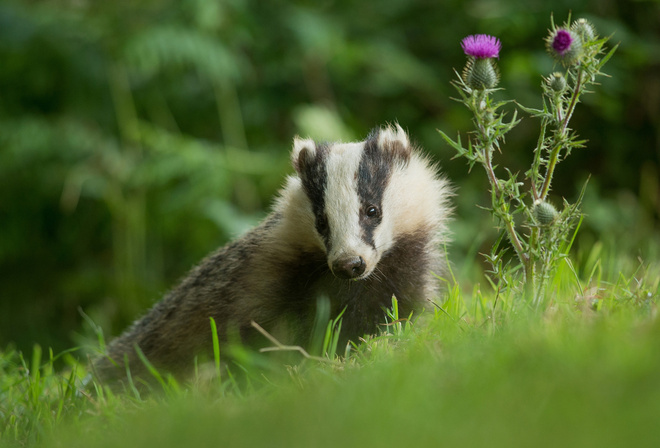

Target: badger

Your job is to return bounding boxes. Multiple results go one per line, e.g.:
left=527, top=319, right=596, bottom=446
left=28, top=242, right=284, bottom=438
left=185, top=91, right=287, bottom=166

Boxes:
left=93, top=124, right=451, bottom=386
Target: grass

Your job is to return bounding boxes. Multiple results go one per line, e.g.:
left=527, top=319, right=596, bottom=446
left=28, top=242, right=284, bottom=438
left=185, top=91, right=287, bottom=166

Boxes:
left=1, top=247, right=659, bottom=448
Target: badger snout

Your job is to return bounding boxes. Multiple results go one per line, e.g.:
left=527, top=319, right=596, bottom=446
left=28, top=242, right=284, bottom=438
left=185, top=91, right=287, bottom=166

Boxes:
left=331, top=255, right=366, bottom=280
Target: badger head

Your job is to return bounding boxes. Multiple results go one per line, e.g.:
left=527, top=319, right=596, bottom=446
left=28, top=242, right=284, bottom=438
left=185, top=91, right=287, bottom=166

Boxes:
left=291, top=124, right=422, bottom=280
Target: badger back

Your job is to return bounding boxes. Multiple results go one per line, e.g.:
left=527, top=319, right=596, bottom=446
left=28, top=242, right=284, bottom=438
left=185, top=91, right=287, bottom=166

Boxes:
left=290, top=124, right=450, bottom=281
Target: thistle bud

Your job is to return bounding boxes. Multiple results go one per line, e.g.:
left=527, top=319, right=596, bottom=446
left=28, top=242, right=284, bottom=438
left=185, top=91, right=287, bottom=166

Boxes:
left=571, top=18, right=596, bottom=42
left=546, top=28, right=583, bottom=67
left=546, top=72, right=567, bottom=93
left=533, top=200, right=558, bottom=226
left=463, top=58, right=500, bottom=90
left=460, top=34, right=502, bottom=90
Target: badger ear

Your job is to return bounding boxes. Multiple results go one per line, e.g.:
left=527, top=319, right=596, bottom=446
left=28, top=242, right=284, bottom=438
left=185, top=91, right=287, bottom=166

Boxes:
left=291, top=137, right=316, bottom=174
left=378, top=123, right=411, bottom=162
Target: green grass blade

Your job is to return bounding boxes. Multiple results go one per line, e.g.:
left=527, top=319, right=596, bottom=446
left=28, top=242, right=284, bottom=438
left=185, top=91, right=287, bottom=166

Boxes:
left=209, top=317, right=221, bottom=381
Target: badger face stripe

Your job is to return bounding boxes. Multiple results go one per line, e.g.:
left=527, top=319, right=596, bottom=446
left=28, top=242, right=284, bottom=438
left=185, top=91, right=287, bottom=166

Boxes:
left=298, top=142, right=331, bottom=246
left=321, top=142, right=364, bottom=257
left=357, top=133, right=392, bottom=249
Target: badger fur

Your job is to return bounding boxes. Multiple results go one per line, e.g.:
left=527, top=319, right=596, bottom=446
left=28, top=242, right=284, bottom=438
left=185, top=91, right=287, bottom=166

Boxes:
left=94, top=124, right=451, bottom=386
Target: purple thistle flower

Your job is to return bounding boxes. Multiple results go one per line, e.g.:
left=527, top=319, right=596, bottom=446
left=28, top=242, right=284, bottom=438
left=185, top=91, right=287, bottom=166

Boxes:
left=545, top=27, right=582, bottom=66
left=461, top=34, right=501, bottom=59
left=551, top=29, right=573, bottom=55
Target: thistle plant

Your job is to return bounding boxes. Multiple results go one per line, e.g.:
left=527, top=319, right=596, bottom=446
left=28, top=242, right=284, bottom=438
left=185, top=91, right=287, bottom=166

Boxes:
left=439, top=17, right=617, bottom=304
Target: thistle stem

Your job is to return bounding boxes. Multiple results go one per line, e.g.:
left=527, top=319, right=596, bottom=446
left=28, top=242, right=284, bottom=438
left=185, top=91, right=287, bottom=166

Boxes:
left=482, top=157, right=531, bottom=282
left=477, top=105, right=530, bottom=281
left=539, top=67, right=584, bottom=201
left=483, top=144, right=500, bottom=193
left=539, top=142, right=562, bottom=201
left=560, top=67, right=584, bottom=134
left=504, top=215, right=530, bottom=281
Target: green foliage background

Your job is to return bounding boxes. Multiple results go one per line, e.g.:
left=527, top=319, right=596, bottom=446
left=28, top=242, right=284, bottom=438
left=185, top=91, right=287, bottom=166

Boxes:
left=1, top=0, right=658, bottom=354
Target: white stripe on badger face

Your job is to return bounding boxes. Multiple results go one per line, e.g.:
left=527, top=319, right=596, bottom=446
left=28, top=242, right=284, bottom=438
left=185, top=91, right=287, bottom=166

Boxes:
left=323, top=142, right=378, bottom=278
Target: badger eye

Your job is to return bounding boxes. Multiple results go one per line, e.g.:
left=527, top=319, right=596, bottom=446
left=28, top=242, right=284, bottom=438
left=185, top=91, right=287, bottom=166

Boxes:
left=365, top=205, right=380, bottom=218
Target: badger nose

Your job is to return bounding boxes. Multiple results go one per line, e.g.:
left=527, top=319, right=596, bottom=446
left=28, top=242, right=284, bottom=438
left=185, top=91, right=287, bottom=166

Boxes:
left=332, top=256, right=366, bottom=279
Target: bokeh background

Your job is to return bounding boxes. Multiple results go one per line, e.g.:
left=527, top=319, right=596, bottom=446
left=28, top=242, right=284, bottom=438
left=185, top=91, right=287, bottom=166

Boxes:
left=1, top=0, right=658, bottom=355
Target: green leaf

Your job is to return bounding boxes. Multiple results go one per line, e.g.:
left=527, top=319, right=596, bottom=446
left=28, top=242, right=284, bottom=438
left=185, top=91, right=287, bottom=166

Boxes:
left=209, top=317, right=221, bottom=381
left=438, top=129, right=467, bottom=156
left=515, top=101, right=547, bottom=118
left=597, top=42, right=619, bottom=70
